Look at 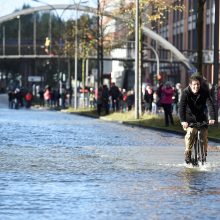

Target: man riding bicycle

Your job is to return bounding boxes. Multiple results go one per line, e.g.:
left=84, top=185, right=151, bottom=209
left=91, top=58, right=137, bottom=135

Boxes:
left=179, top=74, right=215, bottom=164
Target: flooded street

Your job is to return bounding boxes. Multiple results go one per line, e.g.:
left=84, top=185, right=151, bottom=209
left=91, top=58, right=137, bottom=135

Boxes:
left=1, top=106, right=220, bottom=220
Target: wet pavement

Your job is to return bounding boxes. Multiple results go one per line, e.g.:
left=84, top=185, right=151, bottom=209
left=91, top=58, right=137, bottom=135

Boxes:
left=1, top=95, right=220, bottom=220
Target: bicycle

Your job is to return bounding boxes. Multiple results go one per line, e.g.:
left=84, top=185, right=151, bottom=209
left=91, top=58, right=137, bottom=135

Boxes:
left=189, top=121, right=208, bottom=166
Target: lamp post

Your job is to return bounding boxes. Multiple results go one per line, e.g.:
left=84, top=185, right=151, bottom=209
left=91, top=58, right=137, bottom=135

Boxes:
left=213, top=0, right=219, bottom=124
left=33, top=13, right=37, bottom=55
left=135, top=0, right=140, bottom=119
left=17, top=16, right=21, bottom=56
left=2, top=25, right=5, bottom=56
left=143, top=42, right=160, bottom=80
left=74, top=1, right=79, bottom=110
left=73, top=0, right=88, bottom=109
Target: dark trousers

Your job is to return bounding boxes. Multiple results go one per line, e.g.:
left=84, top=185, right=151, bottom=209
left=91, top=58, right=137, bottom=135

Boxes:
left=97, top=104, right=102, bottom=116
left=162, top=104, right=174, bottom=126
left=103, top=100, right=109, bottom=115
left=112, top=98, right=119, bottom=111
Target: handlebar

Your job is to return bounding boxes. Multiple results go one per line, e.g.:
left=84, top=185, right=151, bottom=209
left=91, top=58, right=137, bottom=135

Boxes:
left=188, top=121, right=208, bottom=129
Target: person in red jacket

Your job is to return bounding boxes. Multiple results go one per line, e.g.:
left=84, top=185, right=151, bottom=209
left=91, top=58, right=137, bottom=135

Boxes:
left=25, top=91, right=33, bottom=108
left=160, top=81, right=174, bottom=126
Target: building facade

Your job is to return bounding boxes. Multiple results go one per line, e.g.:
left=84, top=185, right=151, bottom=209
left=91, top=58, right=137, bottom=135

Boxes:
left=99, top=0, right=220, bottom=88
left=157, top=0, right=219, bottom=84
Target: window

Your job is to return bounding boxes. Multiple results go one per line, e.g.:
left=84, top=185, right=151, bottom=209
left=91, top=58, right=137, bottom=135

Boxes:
left=192, top=29, right=197, bottom=50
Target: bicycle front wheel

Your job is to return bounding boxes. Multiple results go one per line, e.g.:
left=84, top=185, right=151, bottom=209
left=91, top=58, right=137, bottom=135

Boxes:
left=197, top=131, right=206, bottom=164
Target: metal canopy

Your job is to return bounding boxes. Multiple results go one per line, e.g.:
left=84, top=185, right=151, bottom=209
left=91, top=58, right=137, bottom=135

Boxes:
left=0, top=4, right=193, bottom=69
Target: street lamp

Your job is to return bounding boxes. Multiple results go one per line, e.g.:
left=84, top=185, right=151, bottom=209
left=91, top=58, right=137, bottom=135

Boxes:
left=135, top=0, right=140, bottom=119
left=213, top=0, right=219, bottom=124
left=97, top=0, right=100, bottom=89
left=74, top=2, right=78, bottom=110
left=2, top=25, right=5, bottom=56
left=143, top=42, right=160, bottom=76
left=73, top=0, right=88, bottom=110
left=17, top=15, right=21, bottom=56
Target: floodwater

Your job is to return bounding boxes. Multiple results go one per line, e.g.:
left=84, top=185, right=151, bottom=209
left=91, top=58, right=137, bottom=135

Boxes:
left=1, top=107, right=220, bottom=220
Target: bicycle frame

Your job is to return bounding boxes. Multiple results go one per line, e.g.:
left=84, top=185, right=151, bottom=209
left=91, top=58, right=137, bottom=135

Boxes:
left=190, top=122, right=207, bottom=166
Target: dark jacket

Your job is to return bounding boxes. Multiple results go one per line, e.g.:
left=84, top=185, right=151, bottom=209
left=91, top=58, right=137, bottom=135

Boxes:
left=179, top=86, right=215, bottom=123
left=109, top=85, right=120, bottom=99
left=144, top=89, right=154, bottom=104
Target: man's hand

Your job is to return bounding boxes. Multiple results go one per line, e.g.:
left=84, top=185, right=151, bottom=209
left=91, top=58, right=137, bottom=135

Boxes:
left=208, top=119, right=215, bottom=125
left=181, top=122, right=188, bottom=129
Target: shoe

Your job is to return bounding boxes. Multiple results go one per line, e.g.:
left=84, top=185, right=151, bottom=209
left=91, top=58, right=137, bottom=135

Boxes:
left=185, top=151, right=191, bottom=164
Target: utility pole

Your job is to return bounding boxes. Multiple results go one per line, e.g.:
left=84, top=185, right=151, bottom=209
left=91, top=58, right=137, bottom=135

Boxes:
left=213, top=0, right=219, bottom=124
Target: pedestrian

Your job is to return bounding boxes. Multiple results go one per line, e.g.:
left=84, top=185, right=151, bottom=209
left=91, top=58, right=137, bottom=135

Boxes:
left=121, top=88, right=127, bottom=112
left=25, top=91, right=33, bottom=108
left=160, top=81, right=174, bottom=126
left=61, top=88, right=67, bottom=109
left=179, top=73, right=215, bottom=163
left=96, top=87, right=103, bottom=116
left=8, top=90, right=13, bottom=109
left=89, top=88, right=95, bottom=109
left=102, top=84, right=110, bottom=115
left=38, top=88, right=44, bottom=107
left=13, top=88, right=20, bottom=109
left=151, top=92, right=159, bottom=114
left=126, top=90, right=134, bottom=111
left=144, top=85, right=154, bottom=113
left=109, top=82, right=120, bottom=112
left=44, top=86, right=51, bottom=107
left=172, top=83, right=182, bottom=115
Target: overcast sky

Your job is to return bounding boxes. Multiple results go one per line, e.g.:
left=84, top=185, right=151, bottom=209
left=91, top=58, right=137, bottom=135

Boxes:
left=1, top=0, right=96, bottom=17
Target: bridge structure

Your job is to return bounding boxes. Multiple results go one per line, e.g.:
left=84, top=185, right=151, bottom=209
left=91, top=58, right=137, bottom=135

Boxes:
left=0, top=4, right=193, bottom=91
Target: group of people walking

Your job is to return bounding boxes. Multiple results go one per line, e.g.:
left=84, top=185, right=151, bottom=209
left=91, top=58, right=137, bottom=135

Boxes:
left=143, top=81, right=182, bottom=127
left=8, top=88, right=33, bottom=109
left=42, top=86, right=69, bottom=109
left=93, top=82, right=135, bottom=116
left=93, top=81, right=182, bottom=126
left=8, top=85, right=70, bottom=110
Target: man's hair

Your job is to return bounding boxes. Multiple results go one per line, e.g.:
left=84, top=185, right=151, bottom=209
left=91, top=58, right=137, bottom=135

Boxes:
left=189, top=73, right=202, bottom=84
